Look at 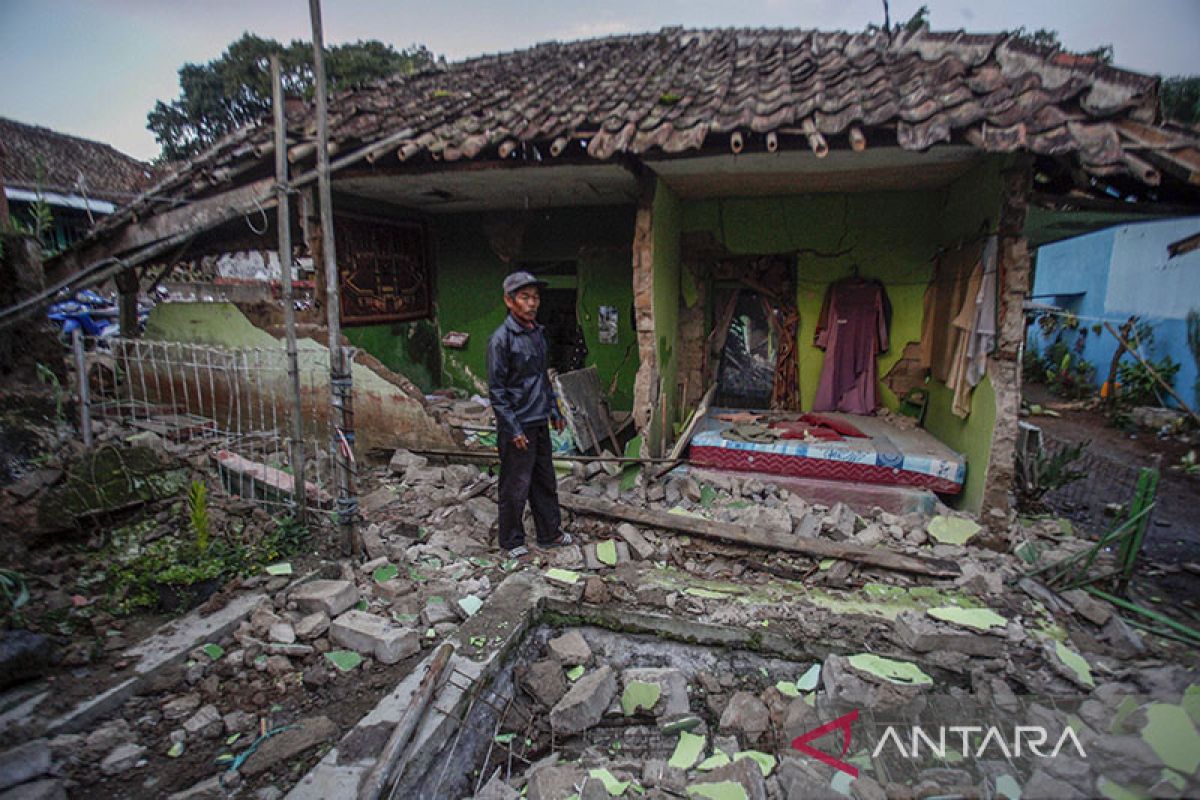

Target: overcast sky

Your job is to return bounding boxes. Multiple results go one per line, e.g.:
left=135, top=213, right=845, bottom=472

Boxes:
left=1, top=0, right=1197, bottom=162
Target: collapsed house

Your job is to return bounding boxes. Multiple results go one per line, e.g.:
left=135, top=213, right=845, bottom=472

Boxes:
left=28, top=25, right=1200, bottom=516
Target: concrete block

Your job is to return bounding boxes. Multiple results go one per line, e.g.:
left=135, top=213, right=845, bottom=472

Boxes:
left=550, top=665, right=617, bottom=735
left=290, top=581, right=359, bottom=617
left=330, top=610, right=419, bottom=665
left=0, top=739, right=51, bottom=791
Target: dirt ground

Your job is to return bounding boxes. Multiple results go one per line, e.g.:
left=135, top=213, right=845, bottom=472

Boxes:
left=1022, top=384, right=1200, bottom=626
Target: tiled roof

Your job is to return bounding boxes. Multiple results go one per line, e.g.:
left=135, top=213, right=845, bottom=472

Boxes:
left=76, top=26, right=1200, bottom=241
left=0, top=117, right=153, bottom=204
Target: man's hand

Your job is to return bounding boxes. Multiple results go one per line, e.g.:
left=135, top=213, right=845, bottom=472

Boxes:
left=552, top=417, right=566, bottom=433
left=512, top=433, right=529, bottom=450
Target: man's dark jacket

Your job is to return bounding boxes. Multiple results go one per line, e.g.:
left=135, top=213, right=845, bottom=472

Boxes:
left=487, top=315, right=559, bottom=437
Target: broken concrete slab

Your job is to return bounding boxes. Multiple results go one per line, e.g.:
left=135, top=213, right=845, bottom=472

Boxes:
left=100, top=742, right=146, bottom=776
left=0, top=778, right=67, bottom=800
left=892, top=612, right=1003, bottom=658
left=289, top=580, right=359, bottom=618
left=329, top=610, right=420, bottom=665
left=520, top=659, right=569, bottom=708
left=527, top=765, right=586, bottom=800
left=616, top=523, right=656, bottom=561
left=550, top=665, right=617, bottom=735
left=46, top=591, right=265, bottom=735
left=718, top=691, right=770, bottom=742
left=294, top=612, right=330, bottom=641
left=1061, top=589, right=1113, bottom=627
left=241, top=716, right=339, bottom=777
left=548, top=630, right=593, bottom=666
left=0, top=739, right=51, bottom=792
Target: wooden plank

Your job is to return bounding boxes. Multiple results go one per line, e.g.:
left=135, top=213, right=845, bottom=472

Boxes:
left=47, top=178, right=277, bottom=284
left=559, top=493, right=961, bottom=578
left=652, top=383, right=715, bottom=479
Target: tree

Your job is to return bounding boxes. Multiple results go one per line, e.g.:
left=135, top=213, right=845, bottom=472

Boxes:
left=148, top=33, right=440, bottom=162
left=1161, top=76, right=1200, bottom=125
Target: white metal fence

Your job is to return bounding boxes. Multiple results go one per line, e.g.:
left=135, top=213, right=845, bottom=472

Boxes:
left=75, top=334, right=345, bottom=519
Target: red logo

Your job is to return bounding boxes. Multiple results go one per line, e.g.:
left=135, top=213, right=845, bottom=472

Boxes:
left=790, top=709, right=859, bottom=778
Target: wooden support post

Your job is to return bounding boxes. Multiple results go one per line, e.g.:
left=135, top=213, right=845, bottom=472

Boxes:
left=115, top=268, right=140, bottom=338
left=72, top=328, right=92, bottom=448
left=309, top=0, right=359, bottom=557
left=1103, top=316, right=1137, bottom=410
left=358, top=643, right=454, bottom=800
left=272, top=55, right=308, bottom=525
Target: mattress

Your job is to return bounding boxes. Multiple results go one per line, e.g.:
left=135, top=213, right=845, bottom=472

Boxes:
left=687, top=408, right=966, bottom=494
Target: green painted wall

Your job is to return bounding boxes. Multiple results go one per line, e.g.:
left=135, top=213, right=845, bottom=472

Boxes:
left=922, top=156, right=1009, bottom=512
left=681, top=192, right=939, bottom=412
left=432, top=206, right=639, bottom=408
left=679, top=167, right=1009, bottom=512
left=344, top=320, right=442, bottom=394
left=650, top=181, right=683, bottom=455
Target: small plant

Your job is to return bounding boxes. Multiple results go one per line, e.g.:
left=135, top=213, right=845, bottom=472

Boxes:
left=1, top=569, right=30, bottom=626
left=35, top=363, right=68, bottom=425
left=1017, top=440, right=1089, bottom=508
left=187, top=480, right=211, bottom=556
left=1173, top=450, right=1200, bottom=476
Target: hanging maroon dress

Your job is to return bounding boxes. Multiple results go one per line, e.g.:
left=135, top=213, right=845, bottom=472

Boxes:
left=812, top=278, right=891, bottom=414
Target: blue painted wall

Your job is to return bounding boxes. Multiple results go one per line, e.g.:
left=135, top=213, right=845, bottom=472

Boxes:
left=1028, top=216, right=1200, bottom=408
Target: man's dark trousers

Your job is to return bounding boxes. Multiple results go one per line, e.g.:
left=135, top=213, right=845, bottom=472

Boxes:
left=497, top=422, right=561, bottom=551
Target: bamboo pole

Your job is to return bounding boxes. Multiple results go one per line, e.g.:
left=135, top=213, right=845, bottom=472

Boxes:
left=309, top=0, right=359, bottom=556
left=272, top=55, right=307, bottom=525
left=1104, top=321, right=1200, bottom=426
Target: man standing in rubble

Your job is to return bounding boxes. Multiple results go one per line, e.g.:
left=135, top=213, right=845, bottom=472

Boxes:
left=488, top=271, right=574, bottom=558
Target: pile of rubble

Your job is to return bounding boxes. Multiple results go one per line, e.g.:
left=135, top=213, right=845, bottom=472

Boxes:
left=2, top=436, right=1198, bottom=799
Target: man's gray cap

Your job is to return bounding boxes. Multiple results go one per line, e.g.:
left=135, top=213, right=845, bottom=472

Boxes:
left=503, top=271, right=548, bottom=295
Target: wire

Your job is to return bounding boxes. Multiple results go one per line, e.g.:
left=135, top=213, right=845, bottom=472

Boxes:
left=246, top=197, right=269, bottom=234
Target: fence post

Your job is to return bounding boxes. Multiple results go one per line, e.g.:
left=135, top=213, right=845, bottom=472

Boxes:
left=72, top=329, right=92, bottom=448
left=271, top=55, right=308, bottom=525
left=1116, top=463, right=1160, bottom=593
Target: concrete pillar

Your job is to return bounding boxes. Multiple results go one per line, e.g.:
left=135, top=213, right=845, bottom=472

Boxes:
left=115, top=268, right=141, bottom=338
left=981, top=158, right=1033, bottom=522
left=630, top=181, right=659, bottom=447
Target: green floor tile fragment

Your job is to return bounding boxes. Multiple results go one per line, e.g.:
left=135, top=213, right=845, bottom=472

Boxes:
left=927, top=606, right=1007, bottom=631
left=458, top=595, right=483, bottom=617
left=1182, top=685, right=1200, bottom=726
left=686, top=781, right=747, bottom=800
left=373, top=563, right=399, bottom=583
left=546, top=568, right=581, bottom=585
left=1141, top=702, right=1200, bottom=775
left=566, top=665, right=585, bottom=681
left=1053, top=641, right=1095, bottom=688
left=847, top=653, right=932, bottom=685
left=1159, top=769, right=1186, bottom=791
left=697, top=753, right=731, bottom=771
left=775, top=681, right=799, bottom=698
left=264, top=562, right=292, bottom=576
left=325, top=650, right=363, bottom=672
left=596, top=540, right=618, bottom=566
left=589, top=768, right=629, bottom=796
left=167, top=741, right=184, bottom=758
left=994, top=774, right=1021, bottom=799
left=669, top=731, right=706, bottom=770
left=795, top=663, right=821, bottom=691
left=1096, top=776, right=1147, bottom=800
left=621, top=681, right=662, bottom=716
left=733, top=751, right=776, bottom=777
left=830, top=771, right=853, bottom=796
left=201, top=643, right=224, bottom=661
left=1111, top=696, right=1139, bottom=734
left=927, top=515, right=981, bottom=545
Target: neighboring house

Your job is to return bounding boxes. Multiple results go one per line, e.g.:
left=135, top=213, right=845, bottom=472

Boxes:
left=1029, top=216, right=1200, bottom=408
left=0, top=116, right=153, bottom=250
left=36, top=26, right=1200, bottom=514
